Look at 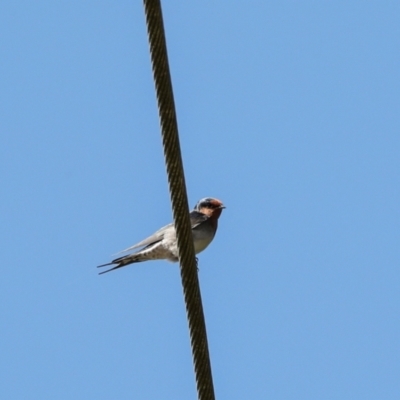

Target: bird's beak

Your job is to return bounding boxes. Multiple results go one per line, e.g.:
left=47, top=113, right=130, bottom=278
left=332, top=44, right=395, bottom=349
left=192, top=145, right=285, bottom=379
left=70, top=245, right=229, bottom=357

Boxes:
left=219, top=205, right=226, bottom=209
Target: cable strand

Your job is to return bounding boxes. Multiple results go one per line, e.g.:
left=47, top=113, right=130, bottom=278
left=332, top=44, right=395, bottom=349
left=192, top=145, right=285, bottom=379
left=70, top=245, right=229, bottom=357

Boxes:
left=143, top=1, right=216, bottom=399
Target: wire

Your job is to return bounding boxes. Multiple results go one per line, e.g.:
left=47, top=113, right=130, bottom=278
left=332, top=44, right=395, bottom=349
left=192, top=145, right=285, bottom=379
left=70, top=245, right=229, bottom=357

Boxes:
left=143, top=1, right=216, bottom=399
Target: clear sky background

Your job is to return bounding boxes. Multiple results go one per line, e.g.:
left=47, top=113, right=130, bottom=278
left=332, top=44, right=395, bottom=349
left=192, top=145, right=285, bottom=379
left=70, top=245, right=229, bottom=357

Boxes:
left=1, top=2, right=399, bottom=399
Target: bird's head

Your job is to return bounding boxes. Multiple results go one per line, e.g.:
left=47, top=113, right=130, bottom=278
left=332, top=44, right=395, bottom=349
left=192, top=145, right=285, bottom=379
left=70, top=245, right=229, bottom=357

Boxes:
left=194, top=197, right=226, bottom=219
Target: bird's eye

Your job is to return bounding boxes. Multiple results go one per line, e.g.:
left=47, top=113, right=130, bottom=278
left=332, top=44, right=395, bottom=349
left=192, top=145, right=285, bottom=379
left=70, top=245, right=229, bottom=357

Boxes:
left=203, top=200, right=215, bottom=208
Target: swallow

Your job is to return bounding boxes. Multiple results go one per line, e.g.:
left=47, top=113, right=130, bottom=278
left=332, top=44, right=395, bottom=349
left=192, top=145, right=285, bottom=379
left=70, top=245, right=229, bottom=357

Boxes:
left=97, top=197, right=225, bottom=275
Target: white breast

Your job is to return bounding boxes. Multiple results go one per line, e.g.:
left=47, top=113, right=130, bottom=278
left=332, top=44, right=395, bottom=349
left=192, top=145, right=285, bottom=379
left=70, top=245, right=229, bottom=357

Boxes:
left=193, top=230, right=215, bottom=254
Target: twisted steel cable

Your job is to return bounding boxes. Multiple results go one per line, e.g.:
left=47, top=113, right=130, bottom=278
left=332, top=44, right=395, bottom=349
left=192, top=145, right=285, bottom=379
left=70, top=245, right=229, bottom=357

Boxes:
left=143, top=1, right=215, bottom=399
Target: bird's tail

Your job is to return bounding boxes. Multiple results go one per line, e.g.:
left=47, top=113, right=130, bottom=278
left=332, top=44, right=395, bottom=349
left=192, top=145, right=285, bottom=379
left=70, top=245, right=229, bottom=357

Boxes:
left=97, top=254, right=144, bottom=275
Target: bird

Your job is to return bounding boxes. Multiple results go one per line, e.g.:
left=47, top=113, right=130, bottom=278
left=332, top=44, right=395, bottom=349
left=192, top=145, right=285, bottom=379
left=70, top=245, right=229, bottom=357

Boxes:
left=97, top=197, right=225, bottom=275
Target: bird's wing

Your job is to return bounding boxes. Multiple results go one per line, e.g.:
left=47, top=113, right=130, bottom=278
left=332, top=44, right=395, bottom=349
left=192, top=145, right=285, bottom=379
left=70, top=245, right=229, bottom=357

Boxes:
left=116, top=222, right=173, bottom=254
left=116, top=212, right=208, bottom=254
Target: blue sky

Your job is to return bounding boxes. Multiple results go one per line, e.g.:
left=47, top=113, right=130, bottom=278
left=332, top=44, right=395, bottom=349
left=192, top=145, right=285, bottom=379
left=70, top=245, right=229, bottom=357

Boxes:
left=1, top=1, right=399, bottom=399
